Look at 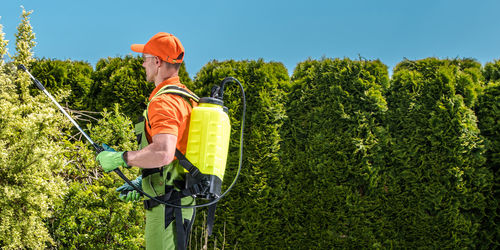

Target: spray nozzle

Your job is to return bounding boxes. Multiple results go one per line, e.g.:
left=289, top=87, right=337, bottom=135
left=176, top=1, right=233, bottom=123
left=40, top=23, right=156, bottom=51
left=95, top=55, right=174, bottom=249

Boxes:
left=18, top=64, right=27, bottom=71
left=17, top=64, right=46, bottom=91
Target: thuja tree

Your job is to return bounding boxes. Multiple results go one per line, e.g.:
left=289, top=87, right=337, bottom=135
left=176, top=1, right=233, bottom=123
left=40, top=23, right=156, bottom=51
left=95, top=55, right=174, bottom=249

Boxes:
left=383, top=58, right=491, bottom=248
left=280, top=58, right=390, bottom=248
left=395, top=58, right=483, bottom=108
left=483, top=60, right=500, bottom=82
left=475, top=78, right=500, bottom=248
left=87, top=55, right=153, bottom=122
left=87, top=56, right=191, bottom=122
left=187, top=59, right=290, bottom=249
left=0, top=9, right=70, bottom=249
left=29, top=58, right=93, bottom=110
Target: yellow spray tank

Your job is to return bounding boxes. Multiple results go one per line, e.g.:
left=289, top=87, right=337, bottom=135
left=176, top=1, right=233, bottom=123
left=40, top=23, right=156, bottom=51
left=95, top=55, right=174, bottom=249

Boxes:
left=181, top=77, right=245, bottom=203
left=185, top=96, right=231, bottom=198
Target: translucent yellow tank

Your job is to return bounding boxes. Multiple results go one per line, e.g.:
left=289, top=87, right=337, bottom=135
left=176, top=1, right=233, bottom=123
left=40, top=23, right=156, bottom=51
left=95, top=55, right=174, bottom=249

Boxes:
left=185, top=97, right=231, bottom=198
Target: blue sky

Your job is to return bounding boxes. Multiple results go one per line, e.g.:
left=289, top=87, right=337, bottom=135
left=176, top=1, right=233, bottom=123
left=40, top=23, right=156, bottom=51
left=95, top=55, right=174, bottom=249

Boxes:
left=1, top=0, right=499, bottom=77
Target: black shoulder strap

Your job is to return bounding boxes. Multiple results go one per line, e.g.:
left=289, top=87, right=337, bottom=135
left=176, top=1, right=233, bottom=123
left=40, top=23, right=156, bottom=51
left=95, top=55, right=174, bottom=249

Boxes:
left=145, top=85, right=200, bottom=129
left=175, top=149, right=203, bottom=178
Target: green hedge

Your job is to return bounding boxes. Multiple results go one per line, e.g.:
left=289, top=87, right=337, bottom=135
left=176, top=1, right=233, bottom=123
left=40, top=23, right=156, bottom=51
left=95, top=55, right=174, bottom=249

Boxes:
left=3, top=11, right=499, bottom=247
left=383, top=58, right=491, bottom=248
left=475, top=81, right=500, bottom=248
left=483, top=60, right=500, bottom=82
left=30, top=59, right=93, bottom=110
left=187, top=59, right=290, bottom=249
left=87, top=56, right=154, bottom=122
left=280, top=58, right=390, bottom=248
left=394, top=58, right=483, bottom=108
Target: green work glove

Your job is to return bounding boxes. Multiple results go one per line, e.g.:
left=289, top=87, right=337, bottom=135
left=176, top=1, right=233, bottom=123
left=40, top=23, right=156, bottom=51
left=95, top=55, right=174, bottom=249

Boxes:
left=116, top=176, right=143, bottom=202
left=96, top=144, right=128, bottom=172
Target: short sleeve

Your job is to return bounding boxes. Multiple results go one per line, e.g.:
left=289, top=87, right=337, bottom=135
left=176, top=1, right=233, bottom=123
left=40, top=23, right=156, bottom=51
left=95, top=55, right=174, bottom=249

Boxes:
left=147, top=94, right=188, bottom=137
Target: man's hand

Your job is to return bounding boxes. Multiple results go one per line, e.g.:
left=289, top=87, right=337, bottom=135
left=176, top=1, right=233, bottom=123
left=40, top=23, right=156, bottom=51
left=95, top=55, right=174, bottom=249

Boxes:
left=116, top=176, right=143, bottom=202
left=96, top=144, right=128, bottom=172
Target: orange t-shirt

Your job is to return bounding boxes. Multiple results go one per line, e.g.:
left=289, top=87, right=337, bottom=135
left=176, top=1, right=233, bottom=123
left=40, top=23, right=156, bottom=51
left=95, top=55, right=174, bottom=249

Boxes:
left=145, top=76, right=197, bottom=155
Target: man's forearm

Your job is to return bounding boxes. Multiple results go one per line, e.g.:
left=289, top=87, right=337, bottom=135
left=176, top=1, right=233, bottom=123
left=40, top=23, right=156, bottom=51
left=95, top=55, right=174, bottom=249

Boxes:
left=124, top=133, right=177, bottom=169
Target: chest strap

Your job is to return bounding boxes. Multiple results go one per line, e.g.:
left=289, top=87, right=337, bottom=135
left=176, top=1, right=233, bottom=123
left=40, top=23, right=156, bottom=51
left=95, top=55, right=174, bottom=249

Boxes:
left=141, top=167, right=163, bottom=179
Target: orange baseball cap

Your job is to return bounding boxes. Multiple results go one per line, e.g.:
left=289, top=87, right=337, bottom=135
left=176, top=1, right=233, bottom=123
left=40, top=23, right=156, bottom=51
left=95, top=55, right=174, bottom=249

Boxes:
left=131, top=32, right=184, bottom=64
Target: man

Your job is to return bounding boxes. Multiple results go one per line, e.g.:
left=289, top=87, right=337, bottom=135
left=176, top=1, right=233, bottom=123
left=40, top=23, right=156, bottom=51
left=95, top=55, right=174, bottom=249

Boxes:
left=96, top=32, right=198, bottom=250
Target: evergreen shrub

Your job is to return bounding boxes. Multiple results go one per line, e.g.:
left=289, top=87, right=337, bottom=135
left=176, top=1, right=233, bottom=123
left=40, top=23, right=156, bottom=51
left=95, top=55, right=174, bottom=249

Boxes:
left=87, top=56, right=154, bottom=122
left=395, top=58, right=483, bottom=108
left=48, top=104, right=145, bottom=249
left=483, top=60, right=500, bottom=82
left=281, top=58, right=390, bottom=248
left=475, top=80, right=500, bottom=248
left=383, top=58, right=491, bottom=248
left=2, top=9, right=499, bottom=248
left=187, top=59, right=290, bottom=249
left=29, top=59, right=93, bottom=110
left=0, top=9, right=70, bottom=249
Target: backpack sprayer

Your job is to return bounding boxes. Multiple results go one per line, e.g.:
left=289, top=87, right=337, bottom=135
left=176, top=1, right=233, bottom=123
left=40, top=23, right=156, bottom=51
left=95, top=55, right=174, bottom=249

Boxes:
left=18, top=64, right=246, bottom=210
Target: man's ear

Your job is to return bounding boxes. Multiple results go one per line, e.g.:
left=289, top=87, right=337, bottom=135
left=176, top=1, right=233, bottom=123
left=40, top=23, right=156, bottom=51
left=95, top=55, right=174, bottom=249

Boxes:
left=155, top=56, right=162, bottom=67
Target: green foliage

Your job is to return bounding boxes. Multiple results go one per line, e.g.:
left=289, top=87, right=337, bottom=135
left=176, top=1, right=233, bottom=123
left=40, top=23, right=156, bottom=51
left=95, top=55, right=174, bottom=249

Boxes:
left=394, top=57, right=483, bottom=108
left=12, top=7, right=35, bottom=67
left=30, top=59, right=93, bottom=110
left=49, top=175, right=145, bottom=249
left=483, top=60, right=500, bottom=82
left=0, top=9, right=70, bottom=249
left=87, top=103, right=137, bottom=151
left=188, top=59, right=290, bottom=248
left=87, top=56, right=153, bottom=122
left=13, top=8, right=36, bottom=101
left=384, top=58, right=491, bottom=248
left=281, top=58, right=390, bottom=248
left=476, top=81, right=500, bottom=175
left=48, top=104, right=145, bottom=249
left=475, top=81, right=500, bottom=247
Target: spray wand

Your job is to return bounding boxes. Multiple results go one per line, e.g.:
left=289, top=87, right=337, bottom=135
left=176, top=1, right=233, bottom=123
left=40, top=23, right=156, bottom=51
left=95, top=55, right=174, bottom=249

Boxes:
left=18, top=64, right=104, bottom=153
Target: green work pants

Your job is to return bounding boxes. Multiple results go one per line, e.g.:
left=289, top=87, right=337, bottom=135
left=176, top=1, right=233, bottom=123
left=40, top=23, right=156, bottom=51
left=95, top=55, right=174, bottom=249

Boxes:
left=143, top=162, right=195, bottom=250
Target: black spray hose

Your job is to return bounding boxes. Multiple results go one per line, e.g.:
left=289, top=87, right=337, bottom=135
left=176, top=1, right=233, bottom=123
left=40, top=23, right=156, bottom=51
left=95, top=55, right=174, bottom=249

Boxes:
left=21, top=63, right=245, bottom=209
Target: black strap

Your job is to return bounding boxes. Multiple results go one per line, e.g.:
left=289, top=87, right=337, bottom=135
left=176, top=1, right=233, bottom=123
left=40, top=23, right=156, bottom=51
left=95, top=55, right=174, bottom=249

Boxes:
left=144, top=192, right=172, bottom=210
left=141, top=149, right=196, bottom=181
left=143, top=189, right=190, bottom=210
left=175, top=203, right=186, bottom=250
left=207, top=203, right=217, bottom=236
left=141, top=167, right=163, bottom=179
left=175, top=149, right=211, bottom=197
left=175, top=149, right=203, bottom=179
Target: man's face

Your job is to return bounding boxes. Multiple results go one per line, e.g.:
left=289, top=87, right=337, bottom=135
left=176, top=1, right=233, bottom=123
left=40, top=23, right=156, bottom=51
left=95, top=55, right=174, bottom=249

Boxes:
left=142, top=53, right=156, bottom=82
